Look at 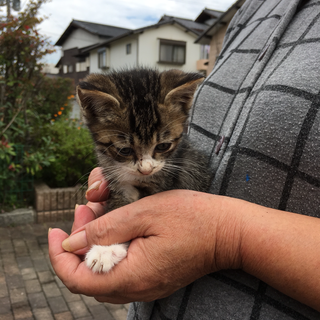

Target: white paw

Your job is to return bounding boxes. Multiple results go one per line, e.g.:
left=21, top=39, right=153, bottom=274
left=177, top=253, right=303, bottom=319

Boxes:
left=85, top=243, right=128, bottom=273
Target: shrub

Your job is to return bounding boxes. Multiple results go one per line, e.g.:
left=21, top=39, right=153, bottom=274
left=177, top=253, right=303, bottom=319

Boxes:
left=38, top=119, right=97, bottom=188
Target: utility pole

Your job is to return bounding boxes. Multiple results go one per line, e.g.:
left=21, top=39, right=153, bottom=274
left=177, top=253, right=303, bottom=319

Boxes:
left=6, top=0, right=11, bottom=20
left=0, top=0, right=20, bottom=21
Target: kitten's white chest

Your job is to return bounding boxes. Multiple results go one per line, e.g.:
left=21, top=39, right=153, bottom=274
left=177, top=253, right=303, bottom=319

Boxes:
left=121, top=183, right=140, bottom=202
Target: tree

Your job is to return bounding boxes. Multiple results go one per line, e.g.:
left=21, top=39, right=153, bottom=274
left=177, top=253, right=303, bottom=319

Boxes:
left=0, top=0, right=76, bottom=210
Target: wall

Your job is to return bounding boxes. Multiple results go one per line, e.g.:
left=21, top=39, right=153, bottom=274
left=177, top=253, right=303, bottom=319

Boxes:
left=138, top=24, right=200, bottom=72
left=109, top=36, right=138, bottom=70
left=62, top=29, right=100, bottom=51
left=89, top=37, right=138, bottom=73
left=207, top=23, right=229, bottom=74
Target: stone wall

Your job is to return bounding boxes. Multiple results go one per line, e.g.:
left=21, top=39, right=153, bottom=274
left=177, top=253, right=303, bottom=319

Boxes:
left=34, top=182, right=87, bottom=223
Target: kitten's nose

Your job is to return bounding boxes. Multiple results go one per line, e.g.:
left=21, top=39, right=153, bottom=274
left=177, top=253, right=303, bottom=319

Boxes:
left=139, top=168, right=153, bottom=175
left=139, top=159, right=154, bottom=175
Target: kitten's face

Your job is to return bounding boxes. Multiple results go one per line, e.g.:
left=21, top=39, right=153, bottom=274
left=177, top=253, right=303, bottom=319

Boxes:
left=76, top=68, right=204, bottom=184
left=90, top=111, right=185, bottom=183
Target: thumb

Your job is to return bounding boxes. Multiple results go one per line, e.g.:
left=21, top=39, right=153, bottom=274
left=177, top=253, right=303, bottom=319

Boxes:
left=61, top=197, right=154, bottom=253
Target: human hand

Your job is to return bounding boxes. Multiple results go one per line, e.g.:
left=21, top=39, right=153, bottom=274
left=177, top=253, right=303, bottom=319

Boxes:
left=71, top=167, right=108, bottom=233
left=48, top=189, right=242, bottom=303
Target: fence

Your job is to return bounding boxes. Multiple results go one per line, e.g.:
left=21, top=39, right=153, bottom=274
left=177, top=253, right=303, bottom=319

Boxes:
left=34, top=182, right=87, bottom=223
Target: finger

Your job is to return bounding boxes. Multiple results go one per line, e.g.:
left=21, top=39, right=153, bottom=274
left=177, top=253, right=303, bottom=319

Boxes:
left=65, top=203, right=107, bottom=253
left=49, top=228, right=120, bottom=297
left=48, top=228, right=84, bottom=282
left=86, top=201, right=107, bottom=218
left=61, top=193, right=162, bottom=253
left=71, top=205, right=97, bottom=233
left=86, top=167, right=109, bottom=202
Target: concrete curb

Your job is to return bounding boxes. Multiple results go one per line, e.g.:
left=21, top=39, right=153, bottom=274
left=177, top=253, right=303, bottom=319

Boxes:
left=0, top=208, right=36, bottom=226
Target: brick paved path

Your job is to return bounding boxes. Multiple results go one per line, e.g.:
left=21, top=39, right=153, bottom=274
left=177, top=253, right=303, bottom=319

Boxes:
left=0, top=221, right=129, bottom=320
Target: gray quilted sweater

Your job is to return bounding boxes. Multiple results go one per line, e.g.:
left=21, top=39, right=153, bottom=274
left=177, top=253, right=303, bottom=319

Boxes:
left=128, top=0, right=320, bottom=319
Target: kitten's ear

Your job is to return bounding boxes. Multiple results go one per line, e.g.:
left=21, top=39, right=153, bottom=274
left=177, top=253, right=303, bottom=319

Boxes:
left=76, top=85, right=120, bottom=120
left=163, top=76, right=204, bottom=115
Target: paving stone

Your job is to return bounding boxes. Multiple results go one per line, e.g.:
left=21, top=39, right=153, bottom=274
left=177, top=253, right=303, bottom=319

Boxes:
left=21, top=268, right=37, bottom=281
left=81, top=295, right=100, bottom=307
left=16, top=257, right=33, bottom=269
left=68, top=300, right=90, bottom=318
left=30, top=250, right=44, bottom=260
left=33, top=307, right=54, bottom=320
left=0, top=276, right=9, bottom=298
left=111, top=307, right=129, bottom=320
left=61, top=288, right=82, bottom=303
left=37, top=235, right=48, bottom=245
left=10, top=229, right=24, bottom=239
left=12, top=305, right=33, bottom=319
left=13, top=240, right=26, bottom=248
left=0, top=297, right=11, bottom=314
left=104, top=302, right=126, bottom=312
left=2, top=222, right=128, bottom=320
left=6, top=274, right=24, bottom=289
left=88, top=304, right=114, bottom=320
left=25, top=240, right=40, bottom=251
left=25, top=279, right=41, bottom=294
left=40, top=243, right=49, bottom=251
left=4, top=264, right=20, bottom=276
left=28, top=292, right=48, bottom=309
left=123, top=303, right=130, bottom=311
left=32, top=258, right=50, bottom=272
left=15, top=247, right=29, bottom=257
left=0, top=228, right=10, bottom=237
left=47, top=296, right=68, bottom=314
left=21, top=226, right=37, bottom=240
left=9, top=288, right=28, bottom=307
left=54, top=311, right=73, bottom=320
left=0, top=241, right=14, bottom=254
left=30, top=225, right=48, bottom=237
left=2, top=253, right=15, bottom=261
left=38, top=271, right=54, bottom=284
left=54, top=275, right=65, bottom=289
left=0, top=313, right=14, bottom=320
left=42, top=282, right=61, bottom=299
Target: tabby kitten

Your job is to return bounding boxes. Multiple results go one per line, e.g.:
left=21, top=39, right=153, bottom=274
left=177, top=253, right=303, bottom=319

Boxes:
left=76, top=68, right=210, bottom=273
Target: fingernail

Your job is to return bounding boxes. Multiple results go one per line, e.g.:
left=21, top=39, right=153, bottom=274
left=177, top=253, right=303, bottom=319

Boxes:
left=75, top=204, right=79, bottom=211
left=62, top=230, right=87, bottom=252
left=86, top=180, right=102, bottom=196
left=48, top=228, right=52, bottom=234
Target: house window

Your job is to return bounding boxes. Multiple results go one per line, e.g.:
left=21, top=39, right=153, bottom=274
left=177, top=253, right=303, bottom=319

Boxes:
left=126, top=43, right=132, bottom=55
left=76, top=61, right=87, bottom=72
left=159, top=39, right=186, bottom=64
left=63, top=65, right=73, bottom=73
left=98, top=49, right=106, bottom=68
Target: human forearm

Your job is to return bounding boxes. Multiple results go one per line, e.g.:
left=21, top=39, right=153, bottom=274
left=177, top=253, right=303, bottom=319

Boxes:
left=235, top=199, right=320, bottom=311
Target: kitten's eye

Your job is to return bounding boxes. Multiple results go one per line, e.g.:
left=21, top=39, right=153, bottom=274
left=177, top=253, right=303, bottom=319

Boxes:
left=118, top=147, right=134, bottom=156
left=155, top=143, right=172, bottom=153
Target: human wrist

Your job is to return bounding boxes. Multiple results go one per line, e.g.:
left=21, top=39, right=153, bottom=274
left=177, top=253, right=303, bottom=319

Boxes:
left=201, top=195, right=244, bottom=274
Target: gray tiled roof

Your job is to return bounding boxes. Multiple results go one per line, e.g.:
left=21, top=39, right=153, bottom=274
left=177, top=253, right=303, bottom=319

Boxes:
left=55, top=20, right=131, bottom=46
left=159, top=15, right=208, bottom=35
left=72, top=20, right=130, bottom=37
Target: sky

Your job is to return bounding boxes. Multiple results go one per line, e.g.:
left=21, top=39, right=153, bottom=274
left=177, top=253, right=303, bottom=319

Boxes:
left=2, top=0, right=236, bottom=64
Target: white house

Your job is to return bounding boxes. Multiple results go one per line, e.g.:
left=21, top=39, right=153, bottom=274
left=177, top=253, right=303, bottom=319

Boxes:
left=55, top=20, right=131, bottom=84
left=54, top=11, right=222, bottom=84
left=83, top=15, right=210, bottom=74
